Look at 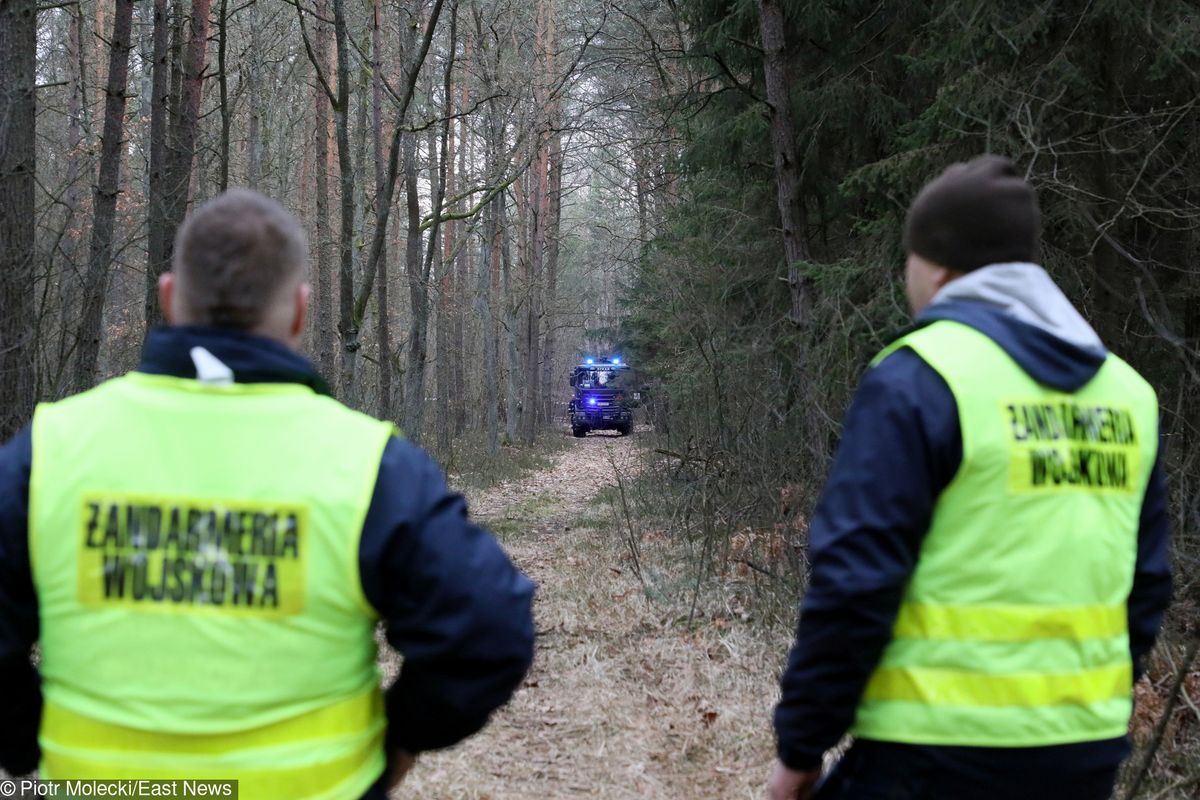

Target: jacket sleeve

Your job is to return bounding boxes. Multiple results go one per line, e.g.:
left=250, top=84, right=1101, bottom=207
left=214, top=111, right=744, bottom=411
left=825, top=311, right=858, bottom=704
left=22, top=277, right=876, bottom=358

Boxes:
left=358, top=437, right=536, bottom=754
left=0, top=426, right=42, bottom=775
left=774, top=349, right=961, bottom=770
left=1127, top=441, right=1172, bottom=680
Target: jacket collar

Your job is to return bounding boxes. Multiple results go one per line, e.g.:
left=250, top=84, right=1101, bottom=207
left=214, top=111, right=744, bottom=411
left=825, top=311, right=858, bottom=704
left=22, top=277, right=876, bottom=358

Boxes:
left=137, top=326, right=331, bottom=395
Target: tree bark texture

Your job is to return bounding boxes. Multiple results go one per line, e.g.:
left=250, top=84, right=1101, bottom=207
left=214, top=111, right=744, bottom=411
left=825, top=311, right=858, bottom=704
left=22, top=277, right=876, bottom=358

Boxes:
left=217, top=0, right=229, bottom=191
left=452, top=59, right=470, bottom=436
left=435, top=28, right=457, bottom=457
left=164, top=0, right=211, bottom=315
left=757, top=0, right=812, bottom=328
left=540, top=125, right=563, bottom=425
left=332, top=0, right=359, bottom=407
left=312, top=0, right=337, bottom=384
left=372, top=0, right=393, bottom=421
left=480, top=193, right=501, bottom=454
left=402, top=128, right=427, bottom=441
left=145, top=0, right=172, bottom=334
left=0, top=0, right=38, bottom=439
left=54, top=3, right=88, bottom=393
left=74, top=0, right=137, bottom=393
left=424, top=117, right=450, bottom=449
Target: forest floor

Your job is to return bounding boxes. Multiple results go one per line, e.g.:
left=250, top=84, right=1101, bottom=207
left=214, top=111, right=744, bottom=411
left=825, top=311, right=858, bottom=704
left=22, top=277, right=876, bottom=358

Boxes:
left=392, top=427, right=786, bottom=799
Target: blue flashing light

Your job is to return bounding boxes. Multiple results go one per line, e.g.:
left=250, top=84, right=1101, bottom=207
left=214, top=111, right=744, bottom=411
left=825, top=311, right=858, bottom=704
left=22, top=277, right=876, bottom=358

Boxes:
left=588, top=397, right=598, bottom=406
left=585, top=358, right=595, bottom=365
left=612, top=357, right=621, bottom=364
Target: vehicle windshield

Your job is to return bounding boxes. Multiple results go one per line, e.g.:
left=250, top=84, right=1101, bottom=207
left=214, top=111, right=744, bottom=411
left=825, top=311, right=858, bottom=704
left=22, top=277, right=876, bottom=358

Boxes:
left=576, top=366, right=630, bottom=389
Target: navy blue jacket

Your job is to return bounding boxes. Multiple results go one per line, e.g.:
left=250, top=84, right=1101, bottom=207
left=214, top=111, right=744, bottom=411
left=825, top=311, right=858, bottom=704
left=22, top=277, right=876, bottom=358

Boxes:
left=774, top=301, right=1173, bottom=784
left=0, top=327, right=536, bottom=791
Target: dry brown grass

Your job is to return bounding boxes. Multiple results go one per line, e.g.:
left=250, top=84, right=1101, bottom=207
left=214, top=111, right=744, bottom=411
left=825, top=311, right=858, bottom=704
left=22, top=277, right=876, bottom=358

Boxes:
left=390, top=428, right=787, bottom=799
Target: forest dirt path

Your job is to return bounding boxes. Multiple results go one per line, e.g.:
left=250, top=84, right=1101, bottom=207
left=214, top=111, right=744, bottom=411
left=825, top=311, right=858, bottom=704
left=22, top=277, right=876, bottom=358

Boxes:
left=395, top=429, right=781, bottom=799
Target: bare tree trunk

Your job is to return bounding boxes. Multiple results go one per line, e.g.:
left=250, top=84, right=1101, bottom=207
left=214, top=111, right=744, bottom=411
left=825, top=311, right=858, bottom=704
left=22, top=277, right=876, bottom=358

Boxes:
left=757, top=0, right=812, bottom=328
left=352, top=40, right=369, bottom=291
left=71, top=1, right=92, bottom=140
left=540, top=125, right=562, bottom=425
left=435, top=28, right=457, bottom=458
left=405, top=3, right=451, bottom=441
left=425, top=116, right=451, bottom=452
left=312, top=0, right=336, bottom=383
left=523, top=151, right=546, bottom=445
left=372, top=0, right=393, bottom=421
left=246, top=19, right=262, bottom=189
left=170, top=0, right=211, bottom=274
left=520, top=0, right=557, bottom=444
left=0, top=0, right=38, bottom=438
left=398, top=6, right=427, bottom=440
left=452, top=62, right=470, bottom=436
left=474, top=13, right=504, bottom=451
left=512, top=169, right=533, bottom=443
left=480, top=193, right=500, bottom=454
left=74, top=0, right=136, bottom=393
left=145, top=0, right=211, bottom=331
left=402, top=129, right=428, bottom=440
left=92, top=1, right=109, bottom=111
left=538, top=0, right=561, bottom=425
left=169, top=5, right=184, bottom=135
left=54, top=2, right=89, bottom=391
left=523, top=224, right=542, bottom=445
left=331, top=0, right=359, bottom=407
left=436, top=240, right=452, bottom=453
left=489, top=189, right=504, bottom=450
left=502, top=187, right=520, bottom=445
left=217, top=0, right=229, bottom=191
left=145, top=0, right=172, bottom=332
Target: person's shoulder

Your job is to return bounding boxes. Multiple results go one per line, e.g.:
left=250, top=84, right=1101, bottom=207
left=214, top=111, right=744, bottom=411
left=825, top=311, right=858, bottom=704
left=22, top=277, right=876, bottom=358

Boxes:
left=33, top=376, right=133, bottom=424
left=1101, top=352, right=1158, bottom=405
left=45, top=375, right=131, bottom=405
left=870, top=342, right=932, bottom=375
left=866, top=344, right=943, bottom=393
left=857, top=342, right=957, bottom=425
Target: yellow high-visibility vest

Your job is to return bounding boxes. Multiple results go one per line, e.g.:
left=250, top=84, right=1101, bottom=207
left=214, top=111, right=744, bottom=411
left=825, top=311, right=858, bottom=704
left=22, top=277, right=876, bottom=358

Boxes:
left=30, top=371, right=394, bottom=799
left=853, top=320, right=1158, bottom=746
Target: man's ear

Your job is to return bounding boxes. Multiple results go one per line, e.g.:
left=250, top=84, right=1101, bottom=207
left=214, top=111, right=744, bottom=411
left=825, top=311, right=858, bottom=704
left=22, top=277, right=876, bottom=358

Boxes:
left=291, top=281, right=311, bottom=339
left=158, top=273, right=176, bottom=324
left=933, top=264, right=964, bottom=291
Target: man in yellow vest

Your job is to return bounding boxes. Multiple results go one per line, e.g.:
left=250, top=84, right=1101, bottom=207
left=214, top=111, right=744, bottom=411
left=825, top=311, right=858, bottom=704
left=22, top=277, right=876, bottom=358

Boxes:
left=0, top=189, right=536, bottom=798
left=768, top=156, right=1172, bottom=799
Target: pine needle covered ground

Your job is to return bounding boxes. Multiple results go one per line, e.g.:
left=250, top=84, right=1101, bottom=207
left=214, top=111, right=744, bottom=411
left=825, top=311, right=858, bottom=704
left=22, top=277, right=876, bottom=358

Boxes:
left=388, top=430, right=789, bottom=799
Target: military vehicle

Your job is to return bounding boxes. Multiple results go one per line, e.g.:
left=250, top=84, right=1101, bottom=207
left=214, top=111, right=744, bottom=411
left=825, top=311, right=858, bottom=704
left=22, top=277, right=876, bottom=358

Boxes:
left=568, top=358, right=634, bottom=437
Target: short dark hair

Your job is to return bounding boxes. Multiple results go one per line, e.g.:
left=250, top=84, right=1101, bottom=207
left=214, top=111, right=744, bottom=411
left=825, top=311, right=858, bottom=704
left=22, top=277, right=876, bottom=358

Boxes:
left=172, top=188, right=308, bottom=329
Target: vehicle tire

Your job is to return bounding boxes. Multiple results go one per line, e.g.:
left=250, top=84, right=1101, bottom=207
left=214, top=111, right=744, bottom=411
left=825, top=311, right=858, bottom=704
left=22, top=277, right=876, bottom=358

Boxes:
left=618, top=422, right=632, bottom=436
left=572, top=425, right=588, bottom=438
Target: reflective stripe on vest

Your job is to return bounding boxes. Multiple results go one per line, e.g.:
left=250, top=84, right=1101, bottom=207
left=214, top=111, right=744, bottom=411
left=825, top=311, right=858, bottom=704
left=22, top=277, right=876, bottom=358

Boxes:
left=852, top=320, right=1158, bottom=747
left=30, top=373, right=394, bottom=798
left=40, top=690, right=384, bottom=800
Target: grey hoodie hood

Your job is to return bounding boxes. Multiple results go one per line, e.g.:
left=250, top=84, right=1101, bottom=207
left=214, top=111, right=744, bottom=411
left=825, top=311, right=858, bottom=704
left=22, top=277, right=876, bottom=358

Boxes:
left=929, top=263, right=1105, bottom=353
left=918, top=263, right=1109, bottom=392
